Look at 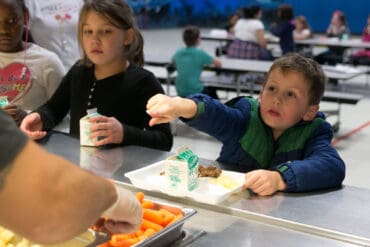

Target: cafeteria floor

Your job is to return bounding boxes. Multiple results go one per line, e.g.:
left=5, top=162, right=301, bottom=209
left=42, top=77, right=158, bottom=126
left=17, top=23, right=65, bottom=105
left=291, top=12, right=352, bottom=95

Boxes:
left=141, top=28, right=370, bottom=190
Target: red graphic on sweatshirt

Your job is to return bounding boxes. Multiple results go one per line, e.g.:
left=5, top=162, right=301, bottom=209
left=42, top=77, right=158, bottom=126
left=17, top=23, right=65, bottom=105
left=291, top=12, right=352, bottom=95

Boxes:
left=55, top=13, right=72, bottom=23
left=0, top=63, right=32, bottom=103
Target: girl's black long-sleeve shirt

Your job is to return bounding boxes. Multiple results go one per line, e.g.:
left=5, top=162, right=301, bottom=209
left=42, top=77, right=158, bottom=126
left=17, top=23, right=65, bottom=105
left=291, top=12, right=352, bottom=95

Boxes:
left=36, top=63, right=173, bottom=151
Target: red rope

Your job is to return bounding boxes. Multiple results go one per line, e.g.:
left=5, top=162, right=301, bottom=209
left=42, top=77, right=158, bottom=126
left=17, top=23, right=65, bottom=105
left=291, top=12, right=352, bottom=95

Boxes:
left=332, top=121, right=370, bottom=146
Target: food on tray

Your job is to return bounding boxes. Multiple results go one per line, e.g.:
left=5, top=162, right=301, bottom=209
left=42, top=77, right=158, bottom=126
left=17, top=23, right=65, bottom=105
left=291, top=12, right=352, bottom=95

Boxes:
left=0, top=226, right=97, bottom=247
left=198, top=165, right=222, bottom=178
left=209, top=175, right=241, bottom=189
left=97, top=192, right=184, bottom=247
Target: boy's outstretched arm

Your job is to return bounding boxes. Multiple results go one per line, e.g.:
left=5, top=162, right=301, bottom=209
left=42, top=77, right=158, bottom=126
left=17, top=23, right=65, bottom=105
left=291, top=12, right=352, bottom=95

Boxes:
left=146, top=94, right=197, bottom=126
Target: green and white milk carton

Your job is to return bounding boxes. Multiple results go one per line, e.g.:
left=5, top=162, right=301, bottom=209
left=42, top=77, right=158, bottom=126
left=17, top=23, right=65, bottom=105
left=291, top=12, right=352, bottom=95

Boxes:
left=79, top=108, right=101, bottom=146
left=165, top=146, right=199, bottom=194
left=0, top=96, right=8, bottom=108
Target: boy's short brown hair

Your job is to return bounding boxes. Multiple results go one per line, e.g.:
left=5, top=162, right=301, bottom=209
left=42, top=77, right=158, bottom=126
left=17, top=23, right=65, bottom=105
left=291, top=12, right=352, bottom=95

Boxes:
left=265, top=53, right=326, bottom=105
left=183, top=26, right=200, bottom=47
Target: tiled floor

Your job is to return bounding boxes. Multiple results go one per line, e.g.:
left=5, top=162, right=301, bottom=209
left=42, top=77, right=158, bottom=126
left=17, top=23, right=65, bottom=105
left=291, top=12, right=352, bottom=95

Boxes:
left=142, top=28, right=370, bottom=190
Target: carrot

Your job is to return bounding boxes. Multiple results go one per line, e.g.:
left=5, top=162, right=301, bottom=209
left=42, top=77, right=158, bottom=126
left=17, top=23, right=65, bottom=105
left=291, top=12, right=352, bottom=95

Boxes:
left=143, top=208, right=164, bottom=225
left=167, top=214, right=184, bottom=225
left=97, top=243, right=111, bottom=247
left=141, top=199, right=154, bottom=209
left=109, top=234, right=139, bottom=247
left=134, top=229, right=144, bottom=237
left=139, top=228, right=157, bottom=241
left=158, top=204, right=183, bottom=216
left=159, top=208, right=176, bottom=226
left=141, top=219, right=163, bottom=232
left=136, top=191, right=144, bottom=203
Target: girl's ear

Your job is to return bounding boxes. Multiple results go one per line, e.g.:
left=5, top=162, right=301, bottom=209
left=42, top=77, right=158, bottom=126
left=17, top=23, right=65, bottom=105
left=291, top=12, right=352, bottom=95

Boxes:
left=303, top=104, right=319, bottom=121
left=123, top=28, right=134, bottom=45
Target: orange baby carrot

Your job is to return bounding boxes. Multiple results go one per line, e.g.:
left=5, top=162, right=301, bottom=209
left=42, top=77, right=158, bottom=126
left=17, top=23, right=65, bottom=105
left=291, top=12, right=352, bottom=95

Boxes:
left=109, top=235, right=139, bottom=247
left=159, top=208, right=176, bottom=226
left=137, top=228, right=157, bottom=241
left=136, top=191, right=144, bottom=203
left=143, top=208, right=164, bottom=225
left=141, top=218, right=163, bottom=232
left=167, top=214, right=184, bottom=225
left=141, top=199, right=154, bottom=209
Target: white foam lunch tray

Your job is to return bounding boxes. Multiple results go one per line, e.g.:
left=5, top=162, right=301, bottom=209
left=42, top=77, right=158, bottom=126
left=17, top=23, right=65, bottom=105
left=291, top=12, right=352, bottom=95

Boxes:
left=125, top=160, right=245, bottom=204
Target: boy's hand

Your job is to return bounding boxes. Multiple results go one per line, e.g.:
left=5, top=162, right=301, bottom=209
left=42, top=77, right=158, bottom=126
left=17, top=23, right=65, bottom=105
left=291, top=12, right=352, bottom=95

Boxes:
left=146, top=94, right=197, bottom=126
left=243, top=170, right=286, bottom=196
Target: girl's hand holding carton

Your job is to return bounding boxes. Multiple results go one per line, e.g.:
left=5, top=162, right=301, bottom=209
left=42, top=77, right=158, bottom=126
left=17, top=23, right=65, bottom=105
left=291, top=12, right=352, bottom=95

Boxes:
left=80, top=108, right=124, bottom=146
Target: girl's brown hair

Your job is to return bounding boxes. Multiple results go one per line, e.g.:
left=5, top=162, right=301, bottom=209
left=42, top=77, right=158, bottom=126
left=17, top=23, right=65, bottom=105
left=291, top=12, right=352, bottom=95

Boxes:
left=78, top=0, right=144, bottom=67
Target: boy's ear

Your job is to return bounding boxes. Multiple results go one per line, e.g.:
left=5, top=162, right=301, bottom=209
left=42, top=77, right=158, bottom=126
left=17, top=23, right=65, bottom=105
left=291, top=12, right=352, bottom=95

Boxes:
left=303, top=104, right=319, bottom=121
left=123, top=28, right=134, bottom=45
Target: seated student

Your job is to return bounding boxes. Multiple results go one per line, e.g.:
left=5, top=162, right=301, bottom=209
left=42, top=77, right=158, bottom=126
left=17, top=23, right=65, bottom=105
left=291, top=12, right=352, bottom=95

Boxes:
left=349, top=14, right=370, bottom=65
left=20, top=0, right=173, bottom=151
left=215, top=10, right=241, bottom=56
left=293, top=15, right=312, bottom=40
left=172, top=26, right=221, bottom=99
left=0, top=0, right=65, bottom=126
left=314, top=10, right=350, bottom=65
left=293, top=15, right=314, bottom=58
left=227, top=5, right=272, bottom=60
left=270, top=4, right=295, bottom=55
left=147, top=53, right=345, bottom=196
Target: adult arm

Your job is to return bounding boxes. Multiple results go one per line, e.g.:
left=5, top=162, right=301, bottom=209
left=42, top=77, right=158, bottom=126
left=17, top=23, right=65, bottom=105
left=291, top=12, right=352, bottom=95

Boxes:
left=273, top=121, right=345, bottom=192
left=256, top=29, right=267, bottom=48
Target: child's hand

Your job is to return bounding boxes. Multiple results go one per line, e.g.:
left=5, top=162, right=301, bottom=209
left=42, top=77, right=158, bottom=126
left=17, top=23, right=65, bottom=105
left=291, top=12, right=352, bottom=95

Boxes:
left=89, top=115, right=123, bottom=146
left=2, top=104, right=27, bottom=126
left=243, top=170, right=286, bottom=196
left=146, top=94, right=197, bottom=126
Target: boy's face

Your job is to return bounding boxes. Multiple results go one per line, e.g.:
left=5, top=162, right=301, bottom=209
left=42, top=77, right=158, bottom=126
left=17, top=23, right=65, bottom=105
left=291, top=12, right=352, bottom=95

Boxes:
left=259, top=68, right=318, bottom=137
left=0, top=0, right=24, bottom=53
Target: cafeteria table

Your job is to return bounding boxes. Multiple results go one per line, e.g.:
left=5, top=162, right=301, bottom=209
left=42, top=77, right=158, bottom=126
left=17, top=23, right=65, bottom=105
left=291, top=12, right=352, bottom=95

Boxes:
left=40, top=131, right=370, bottom=246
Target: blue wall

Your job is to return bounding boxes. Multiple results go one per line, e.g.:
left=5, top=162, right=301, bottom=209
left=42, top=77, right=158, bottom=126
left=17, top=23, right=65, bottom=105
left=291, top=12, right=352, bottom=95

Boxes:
left=286, top=0, right=369, bottom=34
left=128, top=0, right=369, bottom=34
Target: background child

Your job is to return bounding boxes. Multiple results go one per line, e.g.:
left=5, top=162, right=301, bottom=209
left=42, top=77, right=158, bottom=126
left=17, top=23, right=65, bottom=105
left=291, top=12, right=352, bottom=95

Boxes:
left=172, top=25, right=221, bottom=99
left=293, top=15, right=313, bottom=58
left=227, top=5, right=272, bottom=60
left=270, top=4, right=295, bottom=55
left=147, top=53, right=345, bottom=196
left=314, top=10, right=350, bottom=65
left=349, top=14, right=370, bottom=65
left=0, top=0, right=65, bottom=125
left=293, top=15, right=312, bottom=40
left=20, top=0, right=173, bottom=151
left=26, top=0, right=84, bottom=71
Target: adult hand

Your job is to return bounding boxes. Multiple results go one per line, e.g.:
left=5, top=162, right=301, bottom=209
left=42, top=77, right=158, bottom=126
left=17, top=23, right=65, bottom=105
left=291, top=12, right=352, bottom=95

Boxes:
left=2, top=104, right=27, bottom=126
left=89, top=115, right=123, bottom=146
left=146, top=94, right=197, bottom=126
left=102, top=186, right=142, bottom=234
left=243, top=170, right=286, bottom=196
left=19, top=112, right=47, bottom=140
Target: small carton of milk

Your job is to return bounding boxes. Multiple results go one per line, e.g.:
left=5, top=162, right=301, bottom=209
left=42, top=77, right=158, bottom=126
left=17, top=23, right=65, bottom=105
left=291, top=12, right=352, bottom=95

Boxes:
left=165, top=146, right=199, bottom=192
left=79, top=108, right=101, bottom=146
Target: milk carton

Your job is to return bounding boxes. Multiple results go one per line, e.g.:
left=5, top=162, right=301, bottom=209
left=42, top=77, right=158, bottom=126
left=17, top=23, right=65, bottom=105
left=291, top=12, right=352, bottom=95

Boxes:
left=165, top=146, right=199, bottom=193
left=79, top=108, right=101, bottom=146
left=0, top=96, right=8, bottom=108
